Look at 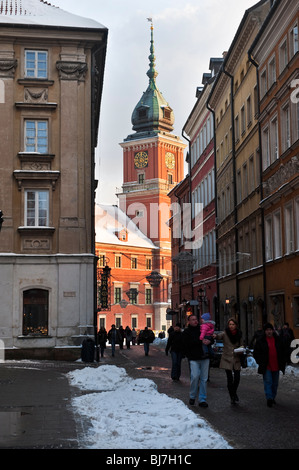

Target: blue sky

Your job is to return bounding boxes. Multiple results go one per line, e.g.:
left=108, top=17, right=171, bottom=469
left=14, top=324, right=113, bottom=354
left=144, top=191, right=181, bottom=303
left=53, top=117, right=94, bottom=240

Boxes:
left=55, top=0, right=259, bottom=204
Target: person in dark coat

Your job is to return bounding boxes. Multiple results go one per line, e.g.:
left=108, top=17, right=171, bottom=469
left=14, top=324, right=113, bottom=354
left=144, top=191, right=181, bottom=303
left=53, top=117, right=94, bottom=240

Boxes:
left=249, top=325, right=264, bottom=349
left=97, top=326, right=108, bottom=358
left=165, top=323, right=184, bottom=381
left=279, top=322, right=295, bottom=364
left=139, top=327, right=155, bottom=355
left=182, top=314, right=210, bottom=408
left=253, top=322, right=286, bottom=407
left=108, top=324, right=122, bottom=357
left=118, top=325, right=125, bottom=349
left=125, top=326, right=133, bottom=349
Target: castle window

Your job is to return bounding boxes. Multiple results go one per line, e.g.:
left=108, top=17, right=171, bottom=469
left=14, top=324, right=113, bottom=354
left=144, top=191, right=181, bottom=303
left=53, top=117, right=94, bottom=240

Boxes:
left=25, top=120, right=48, bottom=153
left=138, top=108, right=147, bottom=118
left=163, top=108, right=171, bottom=120
left=25, top=190, right=49, bottom=227
left=25, top=50, right=48, bottom=79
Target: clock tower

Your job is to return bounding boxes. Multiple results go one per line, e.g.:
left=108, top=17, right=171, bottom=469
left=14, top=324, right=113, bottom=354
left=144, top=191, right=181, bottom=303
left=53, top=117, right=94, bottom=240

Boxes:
left=118, top=22, right=186, bottom=329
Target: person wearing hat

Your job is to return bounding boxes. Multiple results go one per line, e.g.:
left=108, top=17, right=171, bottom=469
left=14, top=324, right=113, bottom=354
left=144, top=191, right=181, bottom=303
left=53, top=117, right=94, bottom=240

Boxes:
left=253, top=323, right=286, bottom=407
left=200, top=313, right=215, bottom=358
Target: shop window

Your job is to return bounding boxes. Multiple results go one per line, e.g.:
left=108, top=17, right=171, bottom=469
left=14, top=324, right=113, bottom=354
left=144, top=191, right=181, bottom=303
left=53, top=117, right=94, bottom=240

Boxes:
left=23, top=289, right=49, bottom=336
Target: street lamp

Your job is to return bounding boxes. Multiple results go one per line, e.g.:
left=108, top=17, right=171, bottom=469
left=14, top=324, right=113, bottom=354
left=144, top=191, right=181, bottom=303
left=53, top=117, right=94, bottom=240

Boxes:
left=146, top=270, right=163, bottom=287
left=119, top=298, right=129, bottom=308
left=126, top=288, right=139, bottom=303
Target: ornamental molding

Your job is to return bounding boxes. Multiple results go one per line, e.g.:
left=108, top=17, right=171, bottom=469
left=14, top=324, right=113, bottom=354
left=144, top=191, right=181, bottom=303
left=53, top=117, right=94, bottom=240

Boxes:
left=0, top=59, right=17, bottom=77
left=56, top=61, right=87, bottom=81
left=24, top=87, right=48, bottom=103
left=263, top=156, right=299, bottom=197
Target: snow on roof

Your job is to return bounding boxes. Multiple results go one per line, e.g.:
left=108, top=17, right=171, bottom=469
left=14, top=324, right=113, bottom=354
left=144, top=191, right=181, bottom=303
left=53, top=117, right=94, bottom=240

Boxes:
left=95, top=204, right=158, bottom=250
left=0, top=0, right=106, bottom=29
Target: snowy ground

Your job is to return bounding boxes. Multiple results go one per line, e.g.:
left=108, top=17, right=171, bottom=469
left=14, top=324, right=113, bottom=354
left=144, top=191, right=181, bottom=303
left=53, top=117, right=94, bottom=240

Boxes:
left=67, top=364, right=232, bottom=449
left=67, top=350, right=299, bottom=450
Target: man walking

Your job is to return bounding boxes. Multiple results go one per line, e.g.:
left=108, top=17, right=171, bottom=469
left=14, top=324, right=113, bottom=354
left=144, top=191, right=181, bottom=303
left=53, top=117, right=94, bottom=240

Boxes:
left=182, top=314, right=211, bottom=408
left=253, top=323, right=286, bottom=407
left=108, top=324, right=121, bottom=357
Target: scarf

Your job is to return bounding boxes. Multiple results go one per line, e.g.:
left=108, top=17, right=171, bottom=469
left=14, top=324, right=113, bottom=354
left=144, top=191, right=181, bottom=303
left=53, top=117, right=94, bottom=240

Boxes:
left=225, top=327, right=242, bottom=344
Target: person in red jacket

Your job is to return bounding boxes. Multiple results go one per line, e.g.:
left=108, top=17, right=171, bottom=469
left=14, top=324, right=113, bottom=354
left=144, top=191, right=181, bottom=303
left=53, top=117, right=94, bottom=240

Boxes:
left=253, top=323, right=286, bottom=407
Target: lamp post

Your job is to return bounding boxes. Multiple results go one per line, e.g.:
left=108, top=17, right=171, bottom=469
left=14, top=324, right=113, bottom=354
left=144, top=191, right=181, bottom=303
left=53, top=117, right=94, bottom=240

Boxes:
left=0, top=210, right=3, bottom=231
left=96, top=264, right=111, bottom=361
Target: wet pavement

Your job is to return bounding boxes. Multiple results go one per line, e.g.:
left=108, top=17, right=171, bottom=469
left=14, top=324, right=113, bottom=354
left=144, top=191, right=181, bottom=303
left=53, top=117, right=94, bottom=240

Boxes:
left=0, top=344, right=298, bottom=449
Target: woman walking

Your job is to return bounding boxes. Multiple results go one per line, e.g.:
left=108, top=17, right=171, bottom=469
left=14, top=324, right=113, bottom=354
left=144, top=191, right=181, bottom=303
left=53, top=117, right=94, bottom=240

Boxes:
left=215, top=318, right=243, bottom=404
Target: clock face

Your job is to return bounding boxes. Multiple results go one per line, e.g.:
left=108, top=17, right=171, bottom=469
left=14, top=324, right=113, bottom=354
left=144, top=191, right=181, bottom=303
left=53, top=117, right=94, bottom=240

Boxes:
left=134, top=151, right=148, bottom=168
left=165, top=152, right=175, bottom=169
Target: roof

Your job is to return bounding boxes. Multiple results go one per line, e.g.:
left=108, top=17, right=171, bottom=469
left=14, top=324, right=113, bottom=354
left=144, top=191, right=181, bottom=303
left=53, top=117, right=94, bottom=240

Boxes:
left=95, top=204, right=158, bottom=250
left=0, top=0, right=106, bottom=29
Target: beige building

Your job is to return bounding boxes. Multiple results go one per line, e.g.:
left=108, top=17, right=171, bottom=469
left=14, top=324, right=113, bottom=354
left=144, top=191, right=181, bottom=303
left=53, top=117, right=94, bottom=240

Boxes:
left=249, top=0, right=299, bottom=334
left=207, top=0, right=271, bottom=340
left=0, top=1, right=107, bottom=358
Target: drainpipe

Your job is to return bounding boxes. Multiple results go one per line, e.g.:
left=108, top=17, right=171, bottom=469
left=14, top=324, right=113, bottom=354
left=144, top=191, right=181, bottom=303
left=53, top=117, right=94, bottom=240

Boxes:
left=248, top=51, right=267, bottom=323
left=222, top=67, right=240, bottom=325
left=206, top=102, right=220, bottom=329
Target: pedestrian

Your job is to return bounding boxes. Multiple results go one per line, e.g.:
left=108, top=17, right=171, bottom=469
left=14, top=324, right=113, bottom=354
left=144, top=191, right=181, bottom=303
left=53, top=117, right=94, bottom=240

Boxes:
left=200, top=313, right=215, bottom=357
left=182, top=314, right=210, bottom=408
left=165, top=323, right=184, bottom=381
left=118, top=325, right=125, bottom=349
left=132, top=328, right=137, bottom=345
left=167, top=325, right=174, bottom=336
left=249, top=325, right=264, bottom=349
left=215, top=318, right=243, bottom=404
left=140, top=327, right=155, bottom=355
left=279, top=322, right=295, bottom=364
left=97, top=326, right=108, bottom=358
left=107, top=324, right=122, bottom=357
left=253, top=322, right=286, bottom=407
left=125, top=326, right=133, bottom=349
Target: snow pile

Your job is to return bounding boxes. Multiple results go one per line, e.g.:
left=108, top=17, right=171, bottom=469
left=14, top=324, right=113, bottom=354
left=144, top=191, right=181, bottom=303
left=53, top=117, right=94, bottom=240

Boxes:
left=67, top=365, right=232, bottom=450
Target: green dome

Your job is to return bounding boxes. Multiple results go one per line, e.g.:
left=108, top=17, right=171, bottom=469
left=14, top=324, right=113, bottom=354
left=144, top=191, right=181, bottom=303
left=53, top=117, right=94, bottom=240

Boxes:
left=130, top=24, right=174, bottom=135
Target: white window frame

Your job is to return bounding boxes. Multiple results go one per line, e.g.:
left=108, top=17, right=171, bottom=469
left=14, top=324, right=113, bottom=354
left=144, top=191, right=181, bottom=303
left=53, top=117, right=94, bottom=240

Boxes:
left=25, top=50, right=48, bottom=79
left=25, top=189, right=49, bottom=227
left=270, top=114, right=279, bottom=162
left=260, top=68, right=267, bottom=98
left=279, top=38, right=288, bottom=74
left=273, top=210, right=282, bottom=259
left=295, top=198, right=299, bottom=251
left=284, top=203, right=294, bottom=254
left=268, top=55, right=276, bottom=88
left=262, top=125, right=270, bottom=170
left=265, top=216, right=273, bottom=261
left=25, top=119, right=48, bottom=154
left=281, top=102, right=291, bottom=152
left=290, top=23, right=298, bottom=57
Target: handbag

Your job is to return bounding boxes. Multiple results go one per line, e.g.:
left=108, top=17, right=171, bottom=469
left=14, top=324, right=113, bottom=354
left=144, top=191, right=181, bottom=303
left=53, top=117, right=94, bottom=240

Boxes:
left=240, top=353, right=247, bottom=369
